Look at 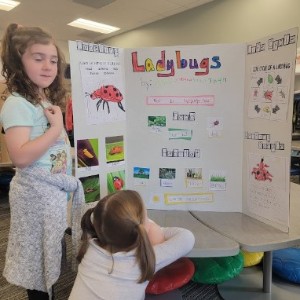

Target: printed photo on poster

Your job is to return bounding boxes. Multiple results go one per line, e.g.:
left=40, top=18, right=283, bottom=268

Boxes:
left=107, top=170, right=125, bottom=193
left=133, top=167, right=150, bottom=186
left=209, top=170, right=226, bottom=191
left=79, top=174, right=100, bottom=203
left=185, top=168, right=203, bottom=188
left=207, top=117, right=223, bottom=137
left=105, top=135, right=124, bottom=164
left=77, top=138, right=99, bottom=170
left=148, top=115, right=166, bottom=133
left=159, top=168, right=176, bottom=187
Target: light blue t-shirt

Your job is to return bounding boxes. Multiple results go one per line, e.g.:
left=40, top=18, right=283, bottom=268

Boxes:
left=0, top=93, right=72, bottom=175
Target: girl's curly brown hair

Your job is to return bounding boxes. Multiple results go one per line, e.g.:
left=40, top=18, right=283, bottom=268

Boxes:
left=1, top=23, right=66, bottom=107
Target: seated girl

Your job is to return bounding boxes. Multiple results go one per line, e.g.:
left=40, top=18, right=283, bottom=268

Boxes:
left=69, top=190, right=195, bottom=300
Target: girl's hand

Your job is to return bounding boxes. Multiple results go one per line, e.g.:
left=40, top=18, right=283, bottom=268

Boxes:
left=44, top=105, right=63, bottom=131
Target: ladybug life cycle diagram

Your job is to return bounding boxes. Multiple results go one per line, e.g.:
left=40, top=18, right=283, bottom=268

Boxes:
left=248, top=65, right=291, bottom=121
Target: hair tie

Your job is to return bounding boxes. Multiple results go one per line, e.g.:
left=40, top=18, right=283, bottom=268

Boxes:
left=135, top=222, right=142, bottom=230
left=90, top=211, right=94, bottom=224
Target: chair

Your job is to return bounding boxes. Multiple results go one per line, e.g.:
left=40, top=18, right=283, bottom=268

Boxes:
left=273, top=248, right=300, bottom=283
left=191, top=251, right=244, bottom=285
left=290, top=159, right=300, bottom=183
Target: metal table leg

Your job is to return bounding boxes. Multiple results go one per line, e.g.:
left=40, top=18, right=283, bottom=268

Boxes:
left=263, top=251, right=272, bottom=293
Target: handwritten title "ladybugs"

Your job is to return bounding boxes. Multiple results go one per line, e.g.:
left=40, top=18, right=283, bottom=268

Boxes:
left=131, top=50, right=221, bottom=77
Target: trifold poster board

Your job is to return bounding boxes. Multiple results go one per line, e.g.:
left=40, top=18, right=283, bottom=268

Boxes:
left=69, top=28, right=298, bottom=232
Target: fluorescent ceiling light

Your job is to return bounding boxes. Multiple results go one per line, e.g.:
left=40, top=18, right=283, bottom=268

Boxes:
left=0, top=0, right=20, bottom=11
left=68, top=18, right=120, bottom=34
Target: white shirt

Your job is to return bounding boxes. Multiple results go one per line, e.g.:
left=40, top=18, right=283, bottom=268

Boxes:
left=69, top=227, right=195, bottom=300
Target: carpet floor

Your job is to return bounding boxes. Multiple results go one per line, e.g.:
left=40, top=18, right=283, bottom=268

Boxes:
left=0, top=191, right=224, bottom=300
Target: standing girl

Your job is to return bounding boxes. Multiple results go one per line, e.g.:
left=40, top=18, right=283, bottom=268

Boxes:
left=69, top=190, right=195, bottom=300
left=0, top=24, right=82, bottom=299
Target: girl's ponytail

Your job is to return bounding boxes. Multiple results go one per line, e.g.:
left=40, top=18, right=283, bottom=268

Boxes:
left=77, top=208, right=96, bottom=262
left=1, top=23, right=19, bottom=80
left=135, top=224, right=156, bottom=283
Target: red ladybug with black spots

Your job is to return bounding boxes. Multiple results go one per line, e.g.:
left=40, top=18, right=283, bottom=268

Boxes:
left=113, top=176, right=124, bottom=190
left=86, top=85, right=125, bottom=114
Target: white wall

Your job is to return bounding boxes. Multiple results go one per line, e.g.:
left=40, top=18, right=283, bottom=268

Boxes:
left=101, top=0, right=300, bottom=89
left=103, top=0, right=300, bottom=48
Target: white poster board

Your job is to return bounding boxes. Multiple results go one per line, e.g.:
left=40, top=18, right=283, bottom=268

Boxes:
left=69, top=42, right=126, bottom=208
left=125, top=44, right=245, bottom=212
left=69, top=28, right=297, bottom=231
left=242, top=28, right=298, bottom=231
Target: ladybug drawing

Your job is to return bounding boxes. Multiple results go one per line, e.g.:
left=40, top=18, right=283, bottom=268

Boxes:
left=113, top=176, right=124, bottom=190
left=251, top=158, right=273, bottom=182
left=263, top=90, right=273, bottom=101
left=86, top=85, right=125, bottom=114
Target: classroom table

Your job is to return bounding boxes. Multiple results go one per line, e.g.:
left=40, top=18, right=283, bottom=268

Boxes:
left=190, top=183, right=300, bottom=293
left=291, top=140, right=300, bottom=151
left=148, top=209, right=239, bottom=258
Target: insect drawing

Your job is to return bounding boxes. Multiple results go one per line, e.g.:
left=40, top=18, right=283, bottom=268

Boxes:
left=263, top=90, right=273, bottom=101
left=254, top=104, right=261, bottom=113
left=257, top=77, right=263, bottom=86
left=272, top=105, right=280, bottom=114
left=86, top=85, right=125, bottom=114
left=275, top=74, right=282, bottom=84
left=251, top=158, right=273, bottom=182
left=278, top=89, right=285, bottom=99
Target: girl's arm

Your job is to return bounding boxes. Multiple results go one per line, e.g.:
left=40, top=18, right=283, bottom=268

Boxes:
left=153, top=227, right=195, bottom=272
left=146, top=219, right=165, bottom=246
left=4, top=106, right=63, bottom=168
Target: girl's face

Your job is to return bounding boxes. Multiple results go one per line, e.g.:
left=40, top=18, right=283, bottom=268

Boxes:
left=21, top=43, right=58, bottom=93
